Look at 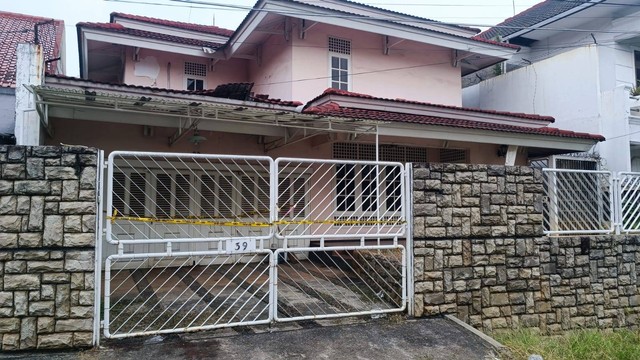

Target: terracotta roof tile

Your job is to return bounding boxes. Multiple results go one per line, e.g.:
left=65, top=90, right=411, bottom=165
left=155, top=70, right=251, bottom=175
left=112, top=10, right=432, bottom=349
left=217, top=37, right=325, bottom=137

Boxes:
left=45, top=74, right=303, bottom=107
left=302, top=101, right=604, bottom=142
left=110, top=12, right=234, bottom=37
left=0, top=11, right=64, bottom=88
left=309, top=88, right=555, bottom=122
left=78, top=22, right=225, bottom=49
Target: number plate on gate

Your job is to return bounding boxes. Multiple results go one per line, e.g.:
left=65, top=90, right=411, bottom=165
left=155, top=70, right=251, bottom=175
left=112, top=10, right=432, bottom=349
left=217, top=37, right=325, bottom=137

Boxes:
left=226, top=239, right=256, bottom=253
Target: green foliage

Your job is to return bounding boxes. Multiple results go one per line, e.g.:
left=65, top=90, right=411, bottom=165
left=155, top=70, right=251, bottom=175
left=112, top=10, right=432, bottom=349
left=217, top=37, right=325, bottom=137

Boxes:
left=630, top=81, right=640, bottom=97
left=494, top=328, right=640, bottom=360
left=493, top=63, right=503, bottom=77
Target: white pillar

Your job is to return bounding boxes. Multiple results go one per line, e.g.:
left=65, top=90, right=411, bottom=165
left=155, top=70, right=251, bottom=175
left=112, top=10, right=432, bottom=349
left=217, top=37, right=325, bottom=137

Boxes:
left=505, top=145, right=518, bottom=166
left=14, top=43, right=44, bottom=145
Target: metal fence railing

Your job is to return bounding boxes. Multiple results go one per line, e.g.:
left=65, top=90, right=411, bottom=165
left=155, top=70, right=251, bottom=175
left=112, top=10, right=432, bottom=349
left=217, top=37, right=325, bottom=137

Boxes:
left=619, top=172, right=640, bottom=233
left=543, top=169, right=640, bottom=235
left=542, top=169, right=614, bottom=235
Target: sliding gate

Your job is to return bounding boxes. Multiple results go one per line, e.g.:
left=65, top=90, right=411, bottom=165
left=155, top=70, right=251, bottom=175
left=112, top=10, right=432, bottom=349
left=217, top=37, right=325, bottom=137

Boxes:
left=101, top=151, right=409, bottom=339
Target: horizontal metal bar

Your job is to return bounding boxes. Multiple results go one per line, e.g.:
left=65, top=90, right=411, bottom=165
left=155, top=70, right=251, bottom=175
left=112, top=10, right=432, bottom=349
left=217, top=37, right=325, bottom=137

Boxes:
left=542, top=168, right=612, bottom=175
left=275, top=157, right=404, bottom=167
left=275, top=245, right=404, bottom=253
left=273, top=307, right=405, bottom=323
left=105, top=318, right=271, bottom=339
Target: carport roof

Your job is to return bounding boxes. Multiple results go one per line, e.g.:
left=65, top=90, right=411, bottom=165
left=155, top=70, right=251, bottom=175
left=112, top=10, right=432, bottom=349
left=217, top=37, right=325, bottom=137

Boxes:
left=37, top=75, right=604, bottom=151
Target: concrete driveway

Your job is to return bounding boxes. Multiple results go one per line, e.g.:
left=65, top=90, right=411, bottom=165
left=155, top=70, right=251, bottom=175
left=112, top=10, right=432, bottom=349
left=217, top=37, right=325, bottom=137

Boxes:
left=1, top=317, right=501, bottom=360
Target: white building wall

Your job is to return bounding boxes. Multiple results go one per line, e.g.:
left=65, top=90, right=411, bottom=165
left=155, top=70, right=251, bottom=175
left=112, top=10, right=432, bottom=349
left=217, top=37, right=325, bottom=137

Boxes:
left=464, top=44, right=637, bottom=172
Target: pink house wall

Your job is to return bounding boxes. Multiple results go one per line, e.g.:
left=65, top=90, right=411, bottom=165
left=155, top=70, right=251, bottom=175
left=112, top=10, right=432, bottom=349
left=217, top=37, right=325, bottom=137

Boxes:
left=249, top=35, right=294, bottom=101
left=122, top=48, right=249, bottom=90
left=289, top=23, right=462, bottom=105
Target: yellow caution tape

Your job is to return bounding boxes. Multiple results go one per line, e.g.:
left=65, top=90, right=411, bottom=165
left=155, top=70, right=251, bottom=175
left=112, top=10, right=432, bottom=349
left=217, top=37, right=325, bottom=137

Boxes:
left=108, top=210, right=405, bottom=227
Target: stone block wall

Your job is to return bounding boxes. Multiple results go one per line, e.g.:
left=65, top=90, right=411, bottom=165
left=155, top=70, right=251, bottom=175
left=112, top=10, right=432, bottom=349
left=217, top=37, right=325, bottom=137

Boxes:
left=0, top=145, right=97, bottom=350
left=412, top=163, right=640, bottom=333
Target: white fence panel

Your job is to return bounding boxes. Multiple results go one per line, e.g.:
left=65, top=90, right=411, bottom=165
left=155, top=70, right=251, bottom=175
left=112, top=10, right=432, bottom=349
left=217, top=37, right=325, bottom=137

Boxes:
left=273, top=244, right=406, bottom=322
left=106, top=151, right=274, bottom=245
left=619, top=172, right=640, bottom=233
left=542, top=169, right=614, bottom=235
left=274, top=158, right=406, bottom=240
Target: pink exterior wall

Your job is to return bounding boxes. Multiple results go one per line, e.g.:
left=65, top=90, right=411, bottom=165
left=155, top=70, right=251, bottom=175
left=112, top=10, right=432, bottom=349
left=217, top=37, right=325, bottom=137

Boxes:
left=290, top=24, right=461, bottom=105
left=122, top=48, right=249, bottom=90
left=249, top=35, right=294, bottom=101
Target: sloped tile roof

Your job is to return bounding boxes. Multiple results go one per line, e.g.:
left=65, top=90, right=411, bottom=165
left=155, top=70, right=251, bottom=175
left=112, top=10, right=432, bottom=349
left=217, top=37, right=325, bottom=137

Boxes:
left=78, top=22, right=225, bottom=49
left=308, top=88, right=555, bottom=122
left=110, top=12, right=234, bottom=37
left=303, top=101, right=605, bottom=141
left=479, top=0, right=591, bottom=40
left=0, top=11, right=64, bottom=88
left=45, top=74, right=303, bottom=107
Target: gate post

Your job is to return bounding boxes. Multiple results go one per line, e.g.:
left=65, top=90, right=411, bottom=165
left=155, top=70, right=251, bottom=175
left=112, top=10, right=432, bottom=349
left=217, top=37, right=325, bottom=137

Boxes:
left=405, top=163, right=414, bottom=316
left=92, top=150, right=105, bottom=346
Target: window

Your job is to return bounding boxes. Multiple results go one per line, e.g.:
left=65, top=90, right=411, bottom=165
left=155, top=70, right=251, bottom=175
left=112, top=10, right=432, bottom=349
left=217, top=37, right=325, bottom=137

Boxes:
left=635, top=51, right=640, bottom=87
left=439, top=148, right=469, bottom=163
left=185, top=61, right=207, bottom=91
left=332, top=143, right=421, bottom=214
left=111, top=172, right=147, bottom=217
left=329, top=37, right=351, bottom=91
left=278, top=178, right=306, bottom=218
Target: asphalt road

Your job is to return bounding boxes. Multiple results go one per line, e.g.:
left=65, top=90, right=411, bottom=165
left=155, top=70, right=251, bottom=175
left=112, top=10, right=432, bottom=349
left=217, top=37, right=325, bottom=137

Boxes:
left=0, top=317, right=501, bottom=360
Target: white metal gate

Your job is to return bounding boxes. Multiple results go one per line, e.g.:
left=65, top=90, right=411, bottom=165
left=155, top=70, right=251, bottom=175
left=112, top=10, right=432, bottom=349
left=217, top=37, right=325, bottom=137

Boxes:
left=98, top=151, right=409, bottom=339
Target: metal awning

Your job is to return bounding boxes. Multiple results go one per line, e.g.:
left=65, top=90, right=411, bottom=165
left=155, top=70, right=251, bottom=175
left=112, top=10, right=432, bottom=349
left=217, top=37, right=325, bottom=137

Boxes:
left=31, top=85, right=380, bottom=137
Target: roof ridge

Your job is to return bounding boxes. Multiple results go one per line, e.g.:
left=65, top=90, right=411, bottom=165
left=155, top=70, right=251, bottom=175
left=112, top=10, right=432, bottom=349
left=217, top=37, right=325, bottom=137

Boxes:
left=309, top=88, right=553, bottom=122
left=0, top=10, right=64, bottom=24
left=110, top=12, right=234, bottom=37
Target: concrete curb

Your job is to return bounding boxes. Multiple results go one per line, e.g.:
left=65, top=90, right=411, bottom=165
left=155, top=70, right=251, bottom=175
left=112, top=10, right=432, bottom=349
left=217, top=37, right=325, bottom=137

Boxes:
left=444, top=315, right=506, bottom=351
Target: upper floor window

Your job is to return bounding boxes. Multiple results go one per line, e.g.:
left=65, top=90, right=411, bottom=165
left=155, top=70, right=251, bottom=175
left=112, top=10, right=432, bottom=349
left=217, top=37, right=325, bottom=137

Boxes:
left=329, top=37, right=351, bottom=91
left=185, top=61, right=207, bottom=91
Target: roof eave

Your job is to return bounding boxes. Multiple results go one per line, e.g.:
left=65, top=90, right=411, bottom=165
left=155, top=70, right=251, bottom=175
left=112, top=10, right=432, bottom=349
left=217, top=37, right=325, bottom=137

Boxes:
left=377, top=122, right=600, bottom=152
left=225, top=0, right=518, bottom=60
left=78, top=25, right=222, bottom=60
left=495, top=0, right=604, bottom=41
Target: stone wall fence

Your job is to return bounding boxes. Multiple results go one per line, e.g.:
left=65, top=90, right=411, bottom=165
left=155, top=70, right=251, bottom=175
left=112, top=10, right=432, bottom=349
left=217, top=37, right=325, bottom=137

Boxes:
left=0, top=145, right=97, bottom=350
left=412, top=163, right=640, bottom=333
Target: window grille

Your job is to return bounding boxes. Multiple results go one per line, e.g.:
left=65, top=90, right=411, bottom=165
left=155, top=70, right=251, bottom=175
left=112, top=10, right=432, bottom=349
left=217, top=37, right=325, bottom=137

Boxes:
left=439, top=149, right=468, bottom=163
left=332, top=143, right=429, bottom=163
left=329, top=37, right=351, bottom=55
left=555, top=158, right=598, bottom=170
left=184, top=61, right=207, bottom=77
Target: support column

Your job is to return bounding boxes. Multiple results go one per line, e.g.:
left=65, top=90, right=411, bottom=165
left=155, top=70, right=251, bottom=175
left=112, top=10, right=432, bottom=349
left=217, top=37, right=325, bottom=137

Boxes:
left=14, top=43, right=44, bottom=146
left=505, top=145, right=518, bottom=166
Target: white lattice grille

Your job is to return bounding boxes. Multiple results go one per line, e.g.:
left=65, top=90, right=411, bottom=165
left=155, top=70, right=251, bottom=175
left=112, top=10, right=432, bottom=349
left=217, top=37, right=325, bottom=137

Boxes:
left=184, top=62, right=207, bottom=77
left=332, top=143, right=428, bottom=163
left=328, top=37, right=351, bottom=55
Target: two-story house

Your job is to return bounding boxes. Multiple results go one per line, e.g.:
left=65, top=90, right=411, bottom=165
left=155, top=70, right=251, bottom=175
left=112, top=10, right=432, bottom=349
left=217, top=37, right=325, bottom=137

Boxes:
left=463, top=0, right=640, bottom=172
left=27, top=0, right=601, bottom=163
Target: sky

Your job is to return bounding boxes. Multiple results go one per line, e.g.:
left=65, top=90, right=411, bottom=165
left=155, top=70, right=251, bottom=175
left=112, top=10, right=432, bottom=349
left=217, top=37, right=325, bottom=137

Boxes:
left=1, top=0, right=543, bottom=76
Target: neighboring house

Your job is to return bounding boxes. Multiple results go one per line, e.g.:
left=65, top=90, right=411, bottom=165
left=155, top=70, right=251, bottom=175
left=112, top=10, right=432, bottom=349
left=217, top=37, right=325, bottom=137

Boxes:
left=0, top=11, right=64, bottom=143
left=463, top=0, right=640, bottom=172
